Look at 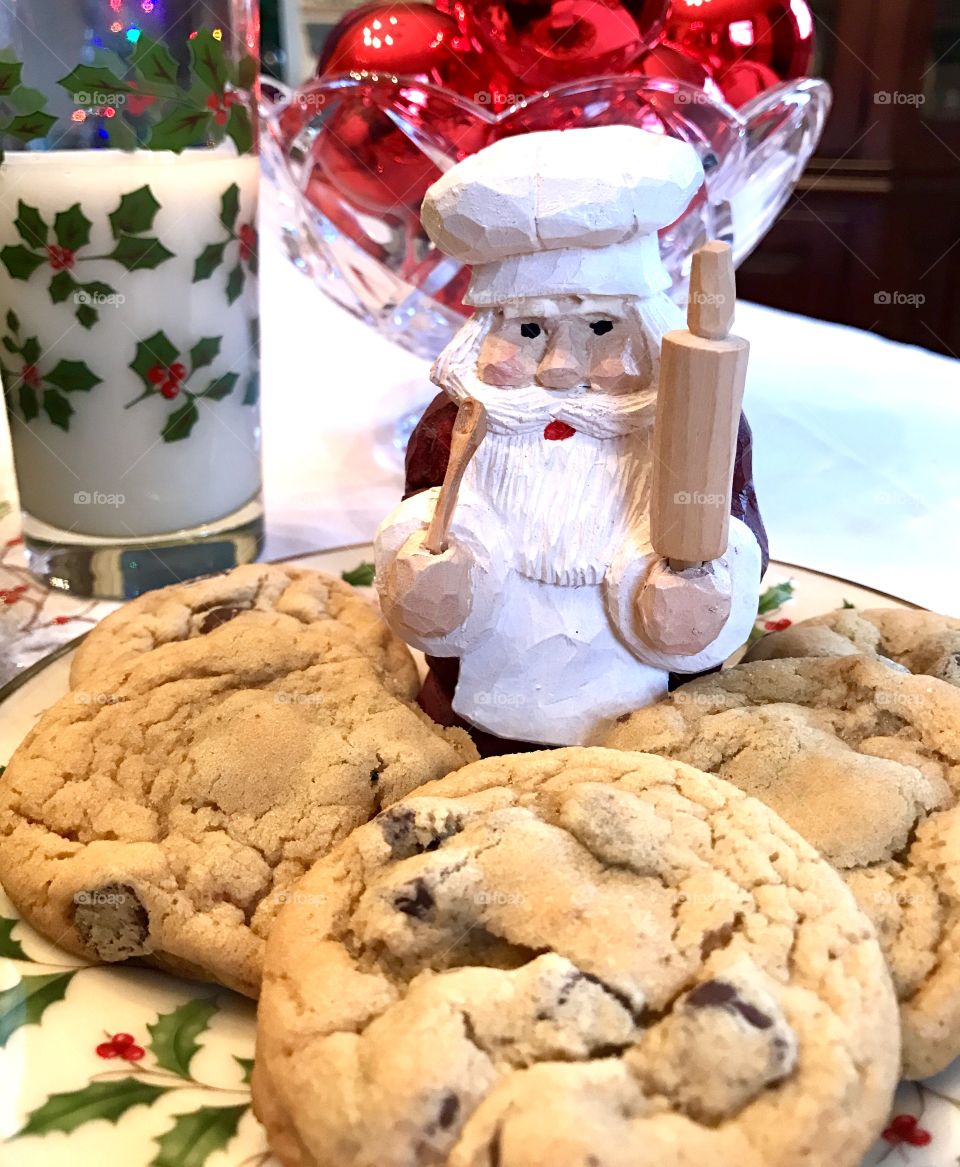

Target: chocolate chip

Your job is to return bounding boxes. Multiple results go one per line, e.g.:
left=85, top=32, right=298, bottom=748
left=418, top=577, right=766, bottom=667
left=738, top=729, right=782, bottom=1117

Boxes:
left=370, top=769, right=380, bottom=784
left=394, top=878, right=435, bottom=918
left=380, top=807, right=417, bottom=854
left=686, top=979, right=773, bottom=1029
left=437, top=1092, right=460, bottom=1130
left=199, top=606, right=244, bottom=634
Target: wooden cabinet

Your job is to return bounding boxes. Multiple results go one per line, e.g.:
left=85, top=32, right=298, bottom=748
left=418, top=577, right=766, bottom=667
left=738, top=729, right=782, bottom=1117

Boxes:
left=737, top=0, right=960, bottom=355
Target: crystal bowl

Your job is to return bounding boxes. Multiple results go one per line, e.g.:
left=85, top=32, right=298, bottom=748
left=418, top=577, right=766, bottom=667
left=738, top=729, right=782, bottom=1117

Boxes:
left=263, top=73, right=831, bottom=360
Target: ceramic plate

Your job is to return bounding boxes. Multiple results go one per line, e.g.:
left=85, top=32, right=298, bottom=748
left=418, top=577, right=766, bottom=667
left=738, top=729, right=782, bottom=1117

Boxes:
left=0, top=548, right=955, bottom=1167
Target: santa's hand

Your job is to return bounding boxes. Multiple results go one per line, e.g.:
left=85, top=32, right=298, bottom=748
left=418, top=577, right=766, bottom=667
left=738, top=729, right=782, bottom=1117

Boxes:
left=636, top=558, right=732, bottom=656
left=380, top=528, right=474, bottom=641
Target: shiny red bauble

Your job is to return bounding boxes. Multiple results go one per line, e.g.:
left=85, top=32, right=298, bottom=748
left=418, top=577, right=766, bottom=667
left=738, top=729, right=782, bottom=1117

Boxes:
left=632, top=41, right=725, bottom=105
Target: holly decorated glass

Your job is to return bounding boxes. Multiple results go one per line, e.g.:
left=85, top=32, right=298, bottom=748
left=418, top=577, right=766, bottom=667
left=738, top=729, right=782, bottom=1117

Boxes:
left=0, top=1, right=261, bottom=598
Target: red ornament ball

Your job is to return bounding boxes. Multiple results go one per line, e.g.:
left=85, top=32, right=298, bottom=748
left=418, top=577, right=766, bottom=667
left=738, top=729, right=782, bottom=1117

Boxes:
left=666, top=0, right=815, bottom=89
left=632, top=41, right=725, bottom=105
left=719, top=59, right=781, bottom=105
left=462, top=0, right=669, bottom=91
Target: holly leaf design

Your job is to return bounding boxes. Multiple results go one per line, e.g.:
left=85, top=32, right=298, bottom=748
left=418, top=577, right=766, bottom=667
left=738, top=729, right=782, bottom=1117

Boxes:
left=0, top=971, right=73, bottom=1046
left=2, top=337, right=18, bottom=355
left=201, top=373, right=238, bottom=401
left=225, top=103, right=252, bottom=155
left=21, top=337, right=40, bottom=365
left=20, top=1077, right=171, bottom=1136
left=237, top=55, right=258, bottom=92
left=5, top=110, right=55, bottom=142
left=233, top=1055, right=254, bottom=1085
left=7, top=85, right=47, bottom=114
left=241, top=372, right=259, bottom=406
left=18, top=383, right=39, bottom=422
left=57, top=64, right=134, bottom=100
left=0, top=59, right=23, bottom=96
left=189, top=337, right=221, bottom=373
left=109, top=185, right=161, bottom=238
left=1, top=245, right=47, bottom=280
left=49, top=270, right=79, bottom=303
left=130, top=35, right=181, bottom=94
left=150, top=1104, right=247, bottom=1167
left=162, top=399, right=199, bottom=442
left=146, top=998, right=218, bottom=1078
left=757, top=581, right=794, bottom=615
left=131, top=330, right=179, bottom=389
left=189, top=30, right=229, bottom=94
left=107, top=233, right=174, bottom=271
left=148, top=109, right=213, bottom=153
left=54, top=204, right=92, bottom=251
left=76, top=302, right=97, bottom=330
left=0, top=917, right=26, bottom=960
left=15, top=201, right=47, bottom=247
left=193, top=242, right=226, bottom=283
left=6, top=308, right=20, bottom=333
left=342, top=562, right=376, bottom=587
left=225, top=264, right=245, bottom=305
left=220, top=183, right=240, bottom=232
left=43, top=387, right=73, bottom=430
left=45, top=359, right=101, bottom=393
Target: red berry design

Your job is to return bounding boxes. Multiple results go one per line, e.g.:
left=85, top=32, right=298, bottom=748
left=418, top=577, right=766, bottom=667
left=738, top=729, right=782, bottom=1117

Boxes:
left=764, top=618, right=792, bottom=632
left=239, top=224, right=257, bottom=264
left=52, top=615, right=72, bottom=625
left=882, top=1113, right=933, bottom=1147
left=148, top=361, right=187, bottom=400
left=47, top=245, right=75, bottom=271
left=543, top=420, right=577, bottom=441
left=0, top=585, right=28, bottom=605
left=21, top=363, right=41, bottom=389
left=207, top=91, right=238, bottom=126
left=95, top=1032, right=146, bottom=1061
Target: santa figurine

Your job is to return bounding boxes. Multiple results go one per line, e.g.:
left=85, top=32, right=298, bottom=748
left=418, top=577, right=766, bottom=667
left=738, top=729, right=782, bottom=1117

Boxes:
left=375, top=125, right=768, bottom=751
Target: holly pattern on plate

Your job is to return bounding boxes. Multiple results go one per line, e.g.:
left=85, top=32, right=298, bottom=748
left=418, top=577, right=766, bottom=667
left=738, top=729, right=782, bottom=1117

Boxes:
left=0, top=185, right=174, bottom=329
left=125, top=330, right=244, bottom=442
left=55, top=30, right=256, bottom=154
left=0, top=50, right=55, bottom=153
left=193, top=184, right=258, bottom=306
left=0, top=310, right=101, bottom=431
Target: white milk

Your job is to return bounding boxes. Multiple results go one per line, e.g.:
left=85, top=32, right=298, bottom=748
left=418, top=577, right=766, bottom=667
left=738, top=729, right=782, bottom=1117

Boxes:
left=0, top=149, right=261, bottom=538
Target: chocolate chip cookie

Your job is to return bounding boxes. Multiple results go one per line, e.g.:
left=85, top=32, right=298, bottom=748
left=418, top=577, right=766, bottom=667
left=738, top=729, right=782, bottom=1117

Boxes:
left=254, top=747, right=897, bottom=1167
left=0, top=613, right=476, bottom=997
left=70, top=563, right=419, bottom=700
left=747, top=606, right=960, bottom=688
left=604, top=654, right=960, bottom=1077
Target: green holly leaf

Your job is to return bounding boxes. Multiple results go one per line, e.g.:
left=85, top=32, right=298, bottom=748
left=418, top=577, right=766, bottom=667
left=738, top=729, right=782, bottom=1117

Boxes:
left=45, top=359, right=101, bottom=393
left=0, top=59, right=23, bottom=96
left=201, top=372, right=238, bottom=401
left=757, top=581, right=794, bottom=616
left=43, top=387, right=73, bottom=430
left=20, top=1077, right=171, bottom=1136
left=0, top=917, right=26, bottom=960
left=233, top=1055, right=254, bottom=1085
left=131, top=330, right=179, bottom=389
left=54, top=204, right=92, bottom=251
left=0, top=971, right=73, bottom=1046
left=21, top=337, right=40, bottom=365
left=7, top=85, right=47, bottom=114
left=102, top=115, right=140, bottom=151
left=5, top=110, right=55, bottom=142
left=192, top=242, right=226, bottom=282
left=189, top=30, right=229, bottom=94
left=57, top=64, right=134, bottom=101
left=342, top=562, right=375, bottom=587
left=189, top=337, right=221, bottom=373
left=162, top=398, right=199, bottom=442
left=241, top=372, right=259, bottom=406
left=130, top=35, right=181, bottom=94
left=148, top=108, right=213, bottom=153
left=107, top=233, right=174, bottom=272
left=1, top=245, right=46, bottom=280
left=49, top=270, right=79, bottom=303
left=6, top=308, right=20, bottom=333
left=109, top=185, right=161, bottom=238
left=220, top=183, right=240, bottom=232
left=842, top=598, right=856, bottom=609
left=225, top=103, right=252, bottom=155
left=147, top=998, right=218, bottom=1078
left=225, top=263, right=244, bottom=305
left=237, top=55, right=258, bottom=92
left=18, top=382, right=39, bottom=422
left=2, top=336, right=18, bottom=355
left=76, top=302, right=98, bottom=330
left=150, top=1104, right=247, bottom=1167
left=15, top=201, right=47, bottom=247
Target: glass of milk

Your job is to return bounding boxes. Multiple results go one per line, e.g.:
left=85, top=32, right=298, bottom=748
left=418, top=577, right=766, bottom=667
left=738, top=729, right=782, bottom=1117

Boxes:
left=0, top=1, right=262, bottom=598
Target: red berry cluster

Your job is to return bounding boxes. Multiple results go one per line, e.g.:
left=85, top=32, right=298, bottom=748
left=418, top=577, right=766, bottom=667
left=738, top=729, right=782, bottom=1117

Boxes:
left=96, top=1032, right=145, bottom=1061
left=47, top=245, right=75, bottom=271
left=206, top=90, right=239, bottom=126
left=882, top=1114, right=933, bottom=1147
left=21, top=363, right=41, bottom=389
left=0, top=584, right=28, bottom=605
left=239, top=223, right=257, bottom=264
left=148, top=361, right=187, bottom=399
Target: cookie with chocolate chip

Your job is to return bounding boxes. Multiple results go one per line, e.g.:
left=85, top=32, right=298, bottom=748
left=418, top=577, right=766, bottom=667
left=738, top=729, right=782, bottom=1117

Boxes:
left=253, top=747, right=897, bottom=1167
left=604, top=654, right=960, bottom=1077
left=746, top=606, right=960, bottom=688
left=70, top=563, right=419, bottom=700
left=0, top=613, right=476, bottom=997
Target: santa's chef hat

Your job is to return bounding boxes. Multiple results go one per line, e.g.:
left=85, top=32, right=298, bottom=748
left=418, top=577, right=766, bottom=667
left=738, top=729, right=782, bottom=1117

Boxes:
left=421, top=125, right=704, bottom=308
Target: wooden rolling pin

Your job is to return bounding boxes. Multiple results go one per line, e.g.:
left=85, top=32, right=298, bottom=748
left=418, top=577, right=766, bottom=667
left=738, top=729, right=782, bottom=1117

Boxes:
left=423, top=396, right=488, bottom=554
left=650, top=241, right=749, bottom=572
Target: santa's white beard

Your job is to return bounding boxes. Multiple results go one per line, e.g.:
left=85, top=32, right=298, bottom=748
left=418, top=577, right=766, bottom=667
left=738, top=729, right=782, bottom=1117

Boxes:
left=443, top=366, right=656, bottom=586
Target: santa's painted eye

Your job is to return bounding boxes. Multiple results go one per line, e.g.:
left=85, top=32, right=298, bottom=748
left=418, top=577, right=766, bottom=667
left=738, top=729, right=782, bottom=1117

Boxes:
left=590, top=320, right=614, bottom=335
left=519, top=322, right=541, bottom=339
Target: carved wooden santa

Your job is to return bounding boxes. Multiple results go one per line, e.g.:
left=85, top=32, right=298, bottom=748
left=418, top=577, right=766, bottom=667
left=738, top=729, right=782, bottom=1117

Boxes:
left=376, top=125, right=768, bottom=750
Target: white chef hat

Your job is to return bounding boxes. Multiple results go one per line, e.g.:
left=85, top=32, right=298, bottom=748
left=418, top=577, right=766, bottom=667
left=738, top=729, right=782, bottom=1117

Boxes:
left=420, top=125, right=704, bottom=308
